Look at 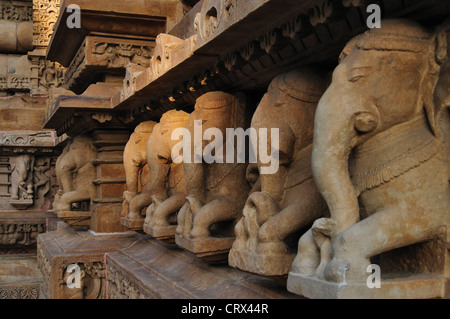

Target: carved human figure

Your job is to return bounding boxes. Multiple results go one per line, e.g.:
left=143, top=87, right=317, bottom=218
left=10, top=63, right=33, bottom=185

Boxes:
left=33, top=157, right=51, bottom=199
left=175, top=91, right=250, bottom=259
left=121, top=121, right=156, bottom=225
left=53, top=135, right=97, bottom=213
left=228, top=68, right=329, bottom=276
left=287, top=20, right=450, bottom=293
left=9, top=154, right=33, bottom=201
left=143, top=110, right=189, bottom=240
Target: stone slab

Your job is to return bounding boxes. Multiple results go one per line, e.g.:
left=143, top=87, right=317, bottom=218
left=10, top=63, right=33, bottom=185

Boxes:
left=143, top=223, right=176, bottom=243
left=121, top=216, right=144, bottom=231
left=286, top=272, right=446, bottom=299
left=228, top=248, right=295, bottom=277
left=105, top=238, right=301, bottom=299
left=57, top=210, right=91, bottom=228
left=175, top=234, right=235, bottom=263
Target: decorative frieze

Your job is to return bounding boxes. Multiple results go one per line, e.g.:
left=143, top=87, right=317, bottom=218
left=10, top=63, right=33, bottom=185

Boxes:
left=0, top=1, right=33, bottom=22
left=0, top=285, right=39, bottom=299
left=32, top=0, right=60, bottom=48
left=0, top=53, right=65, bottom=95
left=63, top=36, right=154, bottom=94
left=0, top=152, right=56, bottom=210
left=0, top=223, right=45, bottom=245
left=107, top=265, right=149, bottom=299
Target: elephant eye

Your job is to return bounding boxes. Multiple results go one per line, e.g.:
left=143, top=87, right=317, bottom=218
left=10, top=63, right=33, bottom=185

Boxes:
left=349, top=75, right=364, bottom=82
left=348, top=66, right=370, bottom=82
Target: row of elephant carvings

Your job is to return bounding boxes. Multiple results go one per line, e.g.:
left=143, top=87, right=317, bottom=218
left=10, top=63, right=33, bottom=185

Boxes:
left=53, top=20, right=450, bottom=294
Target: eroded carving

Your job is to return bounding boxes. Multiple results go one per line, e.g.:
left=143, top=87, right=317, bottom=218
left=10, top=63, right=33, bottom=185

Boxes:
left=0, top=223, right=45, bottom=245
left=175, top=91, right=250, bottom=261
left=91, top=42, right=153, bottom=68
left=287, top=19, right=450, bottom=299
left=32, top=0, right=60, bottom=48
left=229, top=68, right=329, bottom=276
left=60, top=262, right=105, bottom=299
left=144, top=110, right=189, bottom=241
left=9, top=155, right=34, bottom=209
left=53, top=136, right=97, bottom=215
left=121, top=121, right=157, bottom=229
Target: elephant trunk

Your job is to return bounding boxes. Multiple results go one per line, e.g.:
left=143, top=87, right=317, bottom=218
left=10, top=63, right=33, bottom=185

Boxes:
left=311, top=88, right=378, bottom=235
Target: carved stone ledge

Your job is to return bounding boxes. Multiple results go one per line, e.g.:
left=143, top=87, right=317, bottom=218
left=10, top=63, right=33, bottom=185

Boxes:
left=0, top=284, right=40, bottom=299
left=113, top=0, right=450, bottom=119
left=105, top=239, right=301, bottom=299
left=46, top=0, right=183, bottom=67
left=57, top=211, right=91, bottom=228
left=37, top=221, right=147, bottom=299
left=63, top=36, right=155, bottom=94
left=0, top=51, right=65, bottom=95
left=43, top=83, right=133, bottom=137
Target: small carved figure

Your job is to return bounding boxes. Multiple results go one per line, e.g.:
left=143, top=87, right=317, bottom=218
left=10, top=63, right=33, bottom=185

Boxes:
left=9, top=154, right=34, bottom=209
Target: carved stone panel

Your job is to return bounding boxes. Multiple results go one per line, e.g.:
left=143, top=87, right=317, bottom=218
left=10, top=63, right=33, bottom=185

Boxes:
left=0, top=1, right=33, bottom=22
left=32, top=0, right=60, bottom=49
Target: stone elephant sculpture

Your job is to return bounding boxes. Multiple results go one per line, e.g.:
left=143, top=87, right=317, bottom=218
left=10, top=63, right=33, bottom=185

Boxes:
left=121, top=121, right=156, bottom=229
left=287, top=19, right=450, bottom=298
left=9, top=154, right=33, bottom=204
left=53, top=135, right=97, bottom=213
left=175, top=91, right=251, bottom=261
left=228, top=68, right=329, bottom=276
left=143, top=110, right=190, bottom=241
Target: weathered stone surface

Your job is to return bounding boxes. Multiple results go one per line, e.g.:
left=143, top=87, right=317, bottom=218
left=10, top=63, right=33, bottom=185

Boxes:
left=229, top=67, right=328, bottom=276
left=121, top=121, right=156, bottom=230
left=37, top=221, right=146, bottom=299
left=287, top=19, right=450, bottom=299
left=53, top=135, right=97, bottom=223
left=0, top=95, right=48, bottom=130
left=175, top=91, right=250, bottom=261
left=0, top=20, right=33, bottom=52
left=63, top=36, right=156, bottom=94
left=0, top=255, right=42, bottom=299
left=47, top=0, right=184, bottom=67
left=106, top=238, right=300, bottom=299
left=143, top=110, right=189, bottom=242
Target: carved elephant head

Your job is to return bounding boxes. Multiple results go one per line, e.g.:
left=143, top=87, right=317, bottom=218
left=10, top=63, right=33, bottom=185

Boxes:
left=143, top=110, right=189, bottom=239
left=53, top=135, right=97, bottom=213
left=121, top=121, right=156, bottom=220
left=229, top=68, right=329, bottom=276
left=288, top=19, right=450, bottom=289
left=175, top=91, right=250, bottom=259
